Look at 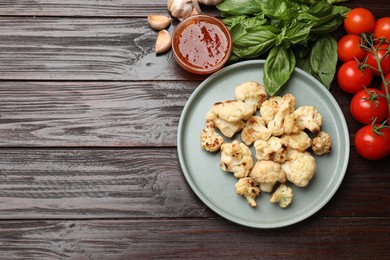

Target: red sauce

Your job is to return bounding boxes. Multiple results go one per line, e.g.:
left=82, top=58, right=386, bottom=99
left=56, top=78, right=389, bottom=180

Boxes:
left=175, top=20, right=229, bottom=70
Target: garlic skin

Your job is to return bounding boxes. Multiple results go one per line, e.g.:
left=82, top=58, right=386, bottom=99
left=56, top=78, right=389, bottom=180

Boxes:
left=155, top=29, right=172, bottom=54
left=167, top=0, right=201, bottom=21
left=197, top=0, right=223, bottom=6
left=148, top=15, right=172, bottom=31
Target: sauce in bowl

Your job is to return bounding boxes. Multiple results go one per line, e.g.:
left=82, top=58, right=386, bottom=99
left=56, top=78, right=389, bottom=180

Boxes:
left=172, top=15, right=232, bottom=74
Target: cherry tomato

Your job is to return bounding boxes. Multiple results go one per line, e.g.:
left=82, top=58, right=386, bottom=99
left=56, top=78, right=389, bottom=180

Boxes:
left=381, top=73, right=390, bottom=94
left=354, top=124, right=390, bottom=160
left=344, top=8, right=375, bottom=35
left=337, top=34, right=366, bottom=62
left=337, top=60, right=373, bottom=94
left=365, top=43, right=390, bottom=76
left=373, top=17, right=390, bottom=42
left=350, top=88, right=389, bottom=124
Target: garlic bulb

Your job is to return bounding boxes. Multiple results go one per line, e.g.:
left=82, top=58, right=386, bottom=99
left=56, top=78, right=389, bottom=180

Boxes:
left=155, top=29, right=172, bottom=54
left=197, top=0, right=223, bottom=6
left=167, top=0, right=201, bottom=20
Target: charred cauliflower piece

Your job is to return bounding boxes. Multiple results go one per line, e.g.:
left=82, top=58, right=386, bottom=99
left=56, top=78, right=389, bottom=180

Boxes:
left=220, top=140, right=254, bottom=179
left=241, top=116, right=272, bottom=146
left=281, top=148, right=316, bottom=187
left=200, top=122, right=224, bottom=152
left=249, top=160, right=287, bottom=193
left=235, top=81, right=267, bottom=115
left=235, top=177, right=261, bottom=207
left=254, top=136, right=288, bottom=163
left=281, top=131, right=312, bottom=152
left=260, top=96, right=283, bottom=124
left=210, top=100, right=253, bottom=122
left=206, top=100, right=251, bottom=138
left=285, top=106, right=322, bottom=134
left=312, top=131, right=332, bottom=155
left=269, top=184, right=293, bottom=208
left=267, top=94, right=296, bottom=136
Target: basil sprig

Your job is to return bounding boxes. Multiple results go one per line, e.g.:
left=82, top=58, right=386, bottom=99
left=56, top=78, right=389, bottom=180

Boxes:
left=217, top=0, right=350, bottom=95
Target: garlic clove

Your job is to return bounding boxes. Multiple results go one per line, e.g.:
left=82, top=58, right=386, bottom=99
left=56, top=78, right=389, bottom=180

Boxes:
left=197, top=0, right=223, bottom=6
left=191, top=0, right=201, bottom=15
left=147, top=15, right=172, bottom=31
left=155, top=29, right=172, bottom=54
left=167, top=0, right=202, bottom=21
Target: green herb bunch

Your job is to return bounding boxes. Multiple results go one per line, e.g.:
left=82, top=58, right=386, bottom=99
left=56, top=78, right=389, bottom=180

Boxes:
left=217, top=0, right=350, bottom=95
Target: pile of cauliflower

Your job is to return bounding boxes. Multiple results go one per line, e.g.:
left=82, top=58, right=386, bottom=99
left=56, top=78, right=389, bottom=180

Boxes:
left=200, top=81, right=332, bottom=209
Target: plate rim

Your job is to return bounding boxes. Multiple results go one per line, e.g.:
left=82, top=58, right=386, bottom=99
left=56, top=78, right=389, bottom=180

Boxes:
left=177, top=59, right=350, bottom=228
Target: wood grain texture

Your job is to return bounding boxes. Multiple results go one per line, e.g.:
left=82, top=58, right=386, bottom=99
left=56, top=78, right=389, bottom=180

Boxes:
left=0, top=148, right=388, bottom=219
left=0, top=218, right=389, bottom=259
left=0, top=17, right=205, bottom=81
left=0, top=1, right=389, bottom=258
left=0, top=0, right=173, bottom=17
left=0, top=0, right=388, bottom=17
left=0, top=80, right=376, bottom=147
left=0, top=81, right=196, bottom=147
left=0, top=148, right=212, bottom=219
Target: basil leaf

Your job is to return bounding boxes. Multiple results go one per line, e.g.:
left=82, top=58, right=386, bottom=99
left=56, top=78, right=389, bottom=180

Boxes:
left=231, top=25, right=280, bottom=58
left=264, top=45, right=296, bottom=96
left=221, top=15, right=248, bottom=29
left=260, top=0, right=301, bottom=21
left=310, top=5, right=350, bottom=34
left=217, top=0, right=262, bottom=16
left=307, top=1, right=333, bottom=17
left=297, top=55, right=314, bottom=75
left=222, top=14, right=267, bottom=30
left=285, top=22, right=312, bottom=45
left=309, top=34, right=338, bottom=89
left=327, top=0, right=351, bottom=3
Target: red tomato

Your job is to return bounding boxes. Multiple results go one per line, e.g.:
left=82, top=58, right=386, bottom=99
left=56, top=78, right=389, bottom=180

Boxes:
left=337, top=60, right=373, bottom=94
left=381, top=73, right=390, bottom=94
left=350, top=88, right=389, bottom=124
left=344, top=8, right=375, bottom=35
left=354, top=124, right=390, bottom=160
left=337, top=34, right=366, bottom=62
left=365, top=43, right=390, bottom=76
left=373, top=17, right=390, bottom=42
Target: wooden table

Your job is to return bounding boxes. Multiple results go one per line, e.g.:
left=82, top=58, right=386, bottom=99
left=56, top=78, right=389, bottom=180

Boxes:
left=0, top=1, right=389, bottom=259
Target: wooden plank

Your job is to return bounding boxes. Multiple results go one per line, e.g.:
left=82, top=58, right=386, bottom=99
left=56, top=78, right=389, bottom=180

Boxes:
left=0, top=1, right=218, bottom=17
left=0, top=17, right=205, bottom=81
left=0, top=0, right=388, bottom=17
left=0, top=148, right=388, bottom=219
left=0, top=81, right=197, bottom=147
left=0, top=80, right=375, bottom=147
left=0, top=218, right=389, bottom=259
left=0, top=148, right=213, bottom=219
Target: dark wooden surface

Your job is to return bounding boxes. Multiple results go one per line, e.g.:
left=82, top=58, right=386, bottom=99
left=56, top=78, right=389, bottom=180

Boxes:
left=0, top=1, right=389, bottom=259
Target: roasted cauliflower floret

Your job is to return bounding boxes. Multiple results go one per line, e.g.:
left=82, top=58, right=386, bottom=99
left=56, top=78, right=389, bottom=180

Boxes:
left=267, top=94, right=296, bottom=136
left=206, top=100, right=251, bottom=138
left=312, top=131, right=332, bottom=155
left=269, top=184, right=293, bottom=208
left=285, top=106, right=322, bottom=134
left=211, top=118, right=245, bottom=139
left=281, top=131, right=312, bottom=152
left=249, top=160, right=287, bottom=193
left=200, top=122, right=224, bottom=152
left=259, top=96, right=283, bottom=123
left=235, top=81, right=267, bottom=114
left=208, top=100, right=253, bottom=122
left=241, top=116, right=272, bottom=146
left=281, top=148, right=316, bottom=187
left=254, top=136, right=288, bottom=163
left=235, top=177, right=261, bottom=207
left=220, top=140, right=254, bottom=179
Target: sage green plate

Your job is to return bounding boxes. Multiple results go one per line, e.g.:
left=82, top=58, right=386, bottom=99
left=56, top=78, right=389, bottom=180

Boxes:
left=177, top=60, right=349, bottom=228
